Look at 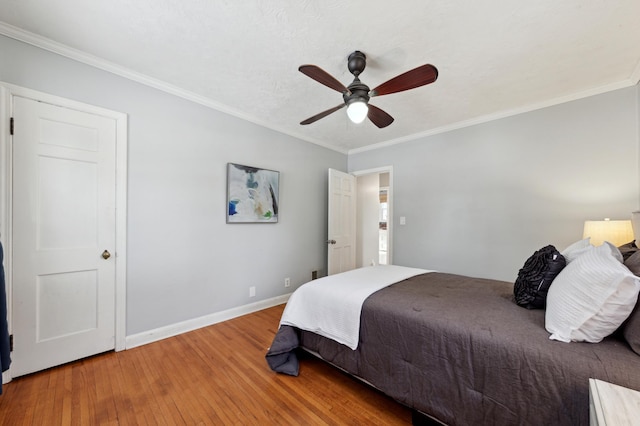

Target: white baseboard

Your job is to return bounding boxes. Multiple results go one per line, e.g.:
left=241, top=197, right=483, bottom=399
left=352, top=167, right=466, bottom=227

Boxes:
left=125, top=293, right=291, bottom=350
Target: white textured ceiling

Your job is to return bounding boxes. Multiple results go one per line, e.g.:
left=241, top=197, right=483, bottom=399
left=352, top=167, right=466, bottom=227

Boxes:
left=1, top=0, right=639, bottom=153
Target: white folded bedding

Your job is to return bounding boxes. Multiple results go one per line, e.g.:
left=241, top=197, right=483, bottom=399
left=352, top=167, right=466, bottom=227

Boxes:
left=280, top=265, right=431, bottom=349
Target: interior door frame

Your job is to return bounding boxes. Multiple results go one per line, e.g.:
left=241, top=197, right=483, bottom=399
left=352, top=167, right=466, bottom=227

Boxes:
left=0, top=82, right=128, bottom=381
left=352, top=166, right=393, bottom=266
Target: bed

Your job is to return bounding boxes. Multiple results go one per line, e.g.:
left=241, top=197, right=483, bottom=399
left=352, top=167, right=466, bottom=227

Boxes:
left=266, top=244, right=640, bottom=426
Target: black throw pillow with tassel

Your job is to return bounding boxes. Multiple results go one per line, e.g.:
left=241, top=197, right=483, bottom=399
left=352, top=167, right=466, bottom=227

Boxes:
left=514, top=245, right=566, bottom=309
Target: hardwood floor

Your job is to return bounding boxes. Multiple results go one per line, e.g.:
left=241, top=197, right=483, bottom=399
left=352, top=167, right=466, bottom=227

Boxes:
left=0, top=304, right=411, bottom=425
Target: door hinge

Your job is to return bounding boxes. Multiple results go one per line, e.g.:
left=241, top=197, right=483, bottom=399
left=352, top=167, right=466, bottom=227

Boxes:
left=9, top=334, right=13, bottom=352
left=9, top=117, right=14, bottom=135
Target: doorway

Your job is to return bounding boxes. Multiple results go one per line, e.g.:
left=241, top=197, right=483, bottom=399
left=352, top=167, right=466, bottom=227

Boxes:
left=378, top=185, right=389, bottom=265
left=0, top=83, right=128, bottom=380
left=354, top=166, right=393, bottom=268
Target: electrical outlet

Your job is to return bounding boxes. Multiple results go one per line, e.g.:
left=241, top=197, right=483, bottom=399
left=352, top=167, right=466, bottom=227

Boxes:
left=249, top=286, right=256, bottom=297
left=284, top=277, right=290, bottom=288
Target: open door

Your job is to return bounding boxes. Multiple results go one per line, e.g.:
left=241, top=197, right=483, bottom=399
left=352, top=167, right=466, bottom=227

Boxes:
left=327, top=169, right=356, bottom=275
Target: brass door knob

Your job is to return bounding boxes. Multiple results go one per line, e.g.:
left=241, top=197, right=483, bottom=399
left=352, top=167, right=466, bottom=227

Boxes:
left=102, top=250, right=111, bottom=260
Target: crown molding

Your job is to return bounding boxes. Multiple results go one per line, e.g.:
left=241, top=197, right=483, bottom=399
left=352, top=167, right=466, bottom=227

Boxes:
left=349, top=78, right=637, bottom=155
left=1, top=21, right=637, bottom=157
left=0, top=22, right=348, bottom=154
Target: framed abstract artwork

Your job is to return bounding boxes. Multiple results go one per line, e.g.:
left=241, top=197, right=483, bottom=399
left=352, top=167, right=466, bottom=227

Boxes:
left=226, top=163, right=279, bottom=223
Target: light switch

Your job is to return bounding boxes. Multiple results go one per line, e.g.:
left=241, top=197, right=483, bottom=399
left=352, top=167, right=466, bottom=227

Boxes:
left=400, top=216, right=406, bottom=225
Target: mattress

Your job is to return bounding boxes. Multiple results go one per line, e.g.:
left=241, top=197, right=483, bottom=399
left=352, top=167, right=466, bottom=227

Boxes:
left=298, top=272, right=640, bottom=425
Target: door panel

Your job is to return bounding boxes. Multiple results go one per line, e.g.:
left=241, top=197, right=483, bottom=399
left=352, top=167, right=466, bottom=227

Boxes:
left=38, top=155, right=98, bottom=249
left=12, top=95, right=116, bottom=377
left=38, top=270, right=98, bottom=341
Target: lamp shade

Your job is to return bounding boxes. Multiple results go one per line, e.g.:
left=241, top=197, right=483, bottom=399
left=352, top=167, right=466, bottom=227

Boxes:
left=346, top=100, right=368, bottom=123
left=582, top=219, right=634, bottom=247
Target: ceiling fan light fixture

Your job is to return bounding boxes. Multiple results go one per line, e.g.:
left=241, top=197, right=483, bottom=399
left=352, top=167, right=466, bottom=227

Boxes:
left=346, top=100, right=368, bottom=124
left=299, top=50, right=437, bottom=128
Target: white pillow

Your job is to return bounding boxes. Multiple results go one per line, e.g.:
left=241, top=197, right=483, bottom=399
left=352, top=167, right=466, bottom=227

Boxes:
left=561, top=237, right=593, bottom=263
left=545, top=242, right=640, bottom=343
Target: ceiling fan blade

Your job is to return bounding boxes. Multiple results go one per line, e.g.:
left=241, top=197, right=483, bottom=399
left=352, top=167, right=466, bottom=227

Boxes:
left=370, top=64, right=438, bottom=97
left=299, top=65, right=348, bottom=93
left=300, top=104, right=346, bottom=125
left=367, top=104, right=394, bottom=128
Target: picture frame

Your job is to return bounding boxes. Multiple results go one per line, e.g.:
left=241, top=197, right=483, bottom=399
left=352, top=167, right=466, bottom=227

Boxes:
left=226, top=163, right=279, bottom=223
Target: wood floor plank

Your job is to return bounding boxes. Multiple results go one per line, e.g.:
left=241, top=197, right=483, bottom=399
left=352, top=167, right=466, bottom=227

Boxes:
left=0, top=304, right=411, bottom=425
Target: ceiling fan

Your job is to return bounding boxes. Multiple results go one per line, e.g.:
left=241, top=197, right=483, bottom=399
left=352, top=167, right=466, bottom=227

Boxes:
left=299, top=51, right=438, bottom=128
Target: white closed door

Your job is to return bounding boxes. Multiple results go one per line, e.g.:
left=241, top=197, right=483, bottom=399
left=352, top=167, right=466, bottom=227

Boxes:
left=11, top=95, right=117, bottom=377
left=327, top=169, right=356, bottom=275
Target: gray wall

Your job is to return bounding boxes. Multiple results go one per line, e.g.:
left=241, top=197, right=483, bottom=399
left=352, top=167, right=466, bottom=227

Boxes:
left=0, top=34, right=346, bottom=335
left=350, top=86, right=640, bottom=281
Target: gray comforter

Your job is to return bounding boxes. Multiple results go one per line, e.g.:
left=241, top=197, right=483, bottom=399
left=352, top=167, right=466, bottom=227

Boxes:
left=268, top=272, right=640, bottom=425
